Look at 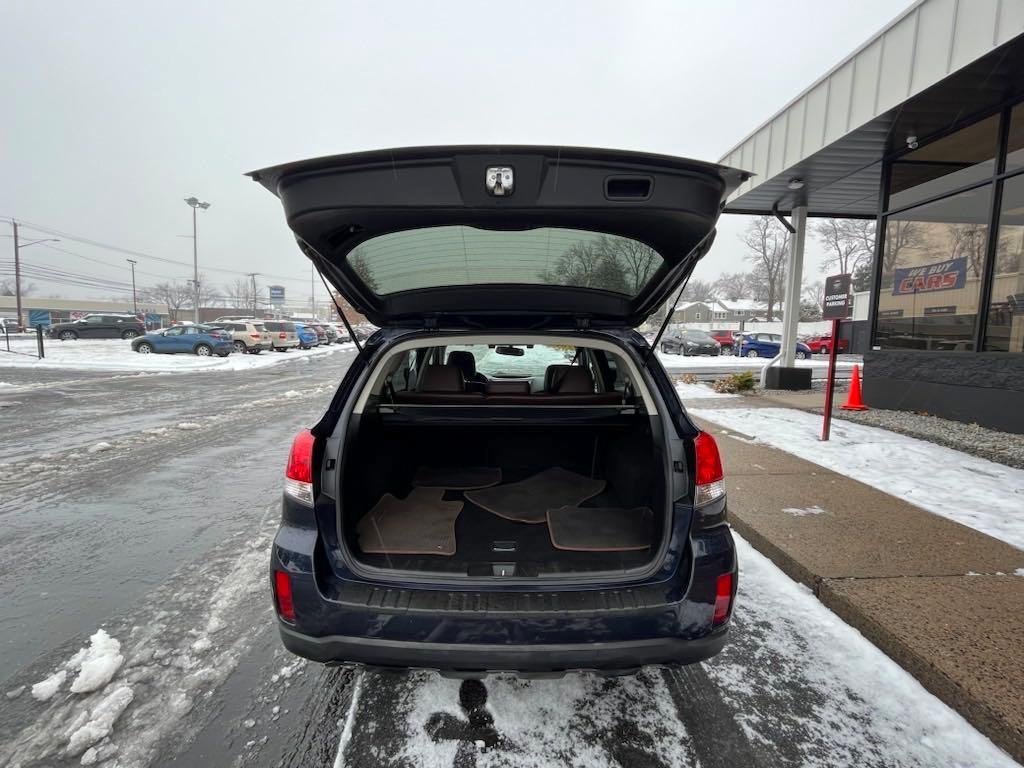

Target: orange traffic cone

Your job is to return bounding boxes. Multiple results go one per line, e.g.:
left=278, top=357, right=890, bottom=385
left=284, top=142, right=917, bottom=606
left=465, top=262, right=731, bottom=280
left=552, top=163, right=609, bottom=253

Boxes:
left=840, top=364, right=869, bottom=411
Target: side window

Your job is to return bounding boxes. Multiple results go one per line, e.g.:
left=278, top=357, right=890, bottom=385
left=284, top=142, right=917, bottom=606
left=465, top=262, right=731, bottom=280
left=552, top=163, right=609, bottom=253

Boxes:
left=165, top=327, right=184, bottom=336
left=391, top=350, right=415, bottom=391
left=84, top=316, right=103, bottom=324
left=184, top=327, right=199, bottom=335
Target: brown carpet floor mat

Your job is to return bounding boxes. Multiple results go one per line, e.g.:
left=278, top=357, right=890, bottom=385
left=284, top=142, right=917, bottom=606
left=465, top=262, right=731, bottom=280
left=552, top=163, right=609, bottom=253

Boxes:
left=412, top=466, right=502, bottom=490
left=464, top=467, right=606, bottom=524
left=546, top=506, right=654, bottom=551
left=357, top=487, right=463, bottom=556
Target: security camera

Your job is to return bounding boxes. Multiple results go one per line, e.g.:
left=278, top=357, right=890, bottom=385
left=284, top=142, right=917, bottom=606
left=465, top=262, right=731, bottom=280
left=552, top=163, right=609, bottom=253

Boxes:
left=906, top=135, right=919, bottom=150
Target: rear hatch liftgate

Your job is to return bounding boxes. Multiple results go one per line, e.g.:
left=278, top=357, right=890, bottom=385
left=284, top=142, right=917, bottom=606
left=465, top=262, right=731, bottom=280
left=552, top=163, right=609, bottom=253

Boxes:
left=248, top=145, right=749, bottom=329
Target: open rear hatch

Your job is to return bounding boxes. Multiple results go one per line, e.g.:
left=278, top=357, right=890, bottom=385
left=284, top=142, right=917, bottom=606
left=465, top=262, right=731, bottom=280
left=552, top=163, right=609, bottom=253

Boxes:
left=249, top=145, right=748, bottom=329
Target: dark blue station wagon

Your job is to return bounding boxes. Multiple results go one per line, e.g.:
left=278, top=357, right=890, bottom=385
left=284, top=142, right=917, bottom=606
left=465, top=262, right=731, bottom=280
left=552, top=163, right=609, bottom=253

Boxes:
left=252, top=146, right=743, bottom=675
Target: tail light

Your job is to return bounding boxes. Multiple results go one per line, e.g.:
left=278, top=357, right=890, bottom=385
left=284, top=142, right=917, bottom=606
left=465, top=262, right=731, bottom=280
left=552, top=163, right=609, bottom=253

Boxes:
left=694, top=431, right=725, bottom=505
left=279, top=332, right=286, bottom=339
left=273, top=571, right=295, bottom=623
left=712, top=572, right=733, bottom=626
left=284, top=429, right=315, bottom=505
left=250, top=333, right=261, bottom=339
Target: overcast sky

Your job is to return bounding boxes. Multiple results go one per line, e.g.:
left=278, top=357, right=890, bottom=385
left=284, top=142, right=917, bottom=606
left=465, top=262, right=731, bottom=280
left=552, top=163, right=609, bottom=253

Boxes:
left=1, top=0, right=906, bottom=304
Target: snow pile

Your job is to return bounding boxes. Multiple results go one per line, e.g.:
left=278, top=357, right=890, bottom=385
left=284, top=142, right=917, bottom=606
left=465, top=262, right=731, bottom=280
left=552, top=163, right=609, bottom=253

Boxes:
left=691, top=406, right=1024, bottom=550
left=176, top=422, right=201, bottom=431
left=65, top=685, right=134, bottom=756
left=30, top=669, right=66, bottom=701
left=68, top=629, right=125, bottom=693
left=86, top=441, right=113, bottom=454
left=0, top=337, right=354, bottom=373
left=674, top=381, right=738, bottom=400
left=658, top=350, right=858, bottom=376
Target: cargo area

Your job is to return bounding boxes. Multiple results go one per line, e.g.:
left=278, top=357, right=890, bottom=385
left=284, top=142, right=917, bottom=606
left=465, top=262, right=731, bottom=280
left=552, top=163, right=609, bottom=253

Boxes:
left=339, top=415, right=668, bottom=579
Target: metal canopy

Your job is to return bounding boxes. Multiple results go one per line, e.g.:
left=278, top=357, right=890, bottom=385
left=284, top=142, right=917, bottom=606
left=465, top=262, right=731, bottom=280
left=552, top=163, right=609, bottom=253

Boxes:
left=720, top=0, right=1024, bottom=217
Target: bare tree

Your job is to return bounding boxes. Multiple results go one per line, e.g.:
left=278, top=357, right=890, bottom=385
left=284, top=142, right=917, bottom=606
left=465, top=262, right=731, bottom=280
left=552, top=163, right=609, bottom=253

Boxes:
left=611, top=239, right=660, bottom=293
left=542, top=240, right=628, bottom=292
left=802, top=280, right=825, bottom=313
left=1, top=279, right=36, bottom=296
left=680, top=278, right=714, bottom=301
left=815, top=219, right=875, bottom=274
left=224, top=277, right=256, bottom=311
left=741, top=216, right=789, bottom=321
left=144, top=281, right=192, bottom=321
left=349, top=249, right=379, bottom=293
left=881, top=220, right=922, bottom=287
left=712, top=271, right=752, bottom=301
left=947, top=223, right=987, bottom=278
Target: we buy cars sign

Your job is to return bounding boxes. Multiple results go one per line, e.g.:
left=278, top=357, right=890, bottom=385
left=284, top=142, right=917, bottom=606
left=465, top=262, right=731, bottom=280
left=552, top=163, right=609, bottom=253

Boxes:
left=892, top=257, right=967, bottom=295
left=822, top=273, right=852, bottom=320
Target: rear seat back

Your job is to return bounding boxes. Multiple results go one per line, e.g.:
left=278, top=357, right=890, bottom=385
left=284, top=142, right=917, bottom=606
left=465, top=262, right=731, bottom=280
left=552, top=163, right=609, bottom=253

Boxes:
left=391, top=363, right=620, bottom=406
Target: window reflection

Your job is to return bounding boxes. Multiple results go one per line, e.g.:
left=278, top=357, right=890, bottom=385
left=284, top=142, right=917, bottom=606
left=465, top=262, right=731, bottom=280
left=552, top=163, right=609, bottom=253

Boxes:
left=875, top=187, right=991, bottom=351
left=984, top=174, right=1024, bottom=352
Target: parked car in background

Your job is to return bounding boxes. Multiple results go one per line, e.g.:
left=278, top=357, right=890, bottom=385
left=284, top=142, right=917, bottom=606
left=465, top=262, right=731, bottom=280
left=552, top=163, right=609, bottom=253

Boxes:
left=264, top=320, right=301, bottom=351
left=307, top=324, right=329, bottom=345
left=319, top=323, right=338, bottom=344
left=328, top=323, right=351, bottom=343
left=708, top=329, right=735, bottom=352
left=736, top=332, right=811, bottom=359
left=47, top=313, right=145, bottom=340
left=804, top=334, right=849, bottom=354
left=212, top=315, right=259, bottom=323
left=0, top=317, right=23, bottom=334
left=131, top=325, right=233, bottom=357
left=212, top=320, right=271, bottom=354
left=660, top=329, right=721, bottom=356
left=294, top=323, right=319, bottom=349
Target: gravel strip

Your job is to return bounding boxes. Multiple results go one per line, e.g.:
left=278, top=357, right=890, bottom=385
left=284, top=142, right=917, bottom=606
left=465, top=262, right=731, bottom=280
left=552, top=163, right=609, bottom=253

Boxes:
left=833, top=408, right=1024, bottom=470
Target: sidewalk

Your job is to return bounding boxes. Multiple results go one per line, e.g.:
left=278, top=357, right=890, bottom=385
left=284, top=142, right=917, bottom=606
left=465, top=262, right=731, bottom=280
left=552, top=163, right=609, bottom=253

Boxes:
left=691, top=410, right=1024, bottom=763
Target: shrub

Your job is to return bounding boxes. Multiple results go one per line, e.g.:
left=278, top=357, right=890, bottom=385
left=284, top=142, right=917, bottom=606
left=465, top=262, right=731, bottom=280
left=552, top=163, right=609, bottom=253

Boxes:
left=712, top=371, right=757, bottom=394
left=680, top=373, right=699, bottom=385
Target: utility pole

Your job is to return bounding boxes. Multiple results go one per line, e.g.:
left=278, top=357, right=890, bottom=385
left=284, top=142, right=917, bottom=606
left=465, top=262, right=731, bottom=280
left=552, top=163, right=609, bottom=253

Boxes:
left=184, top=197, right=210, bottom=323
left=248, top=273, right=258, bottom=318
left=127, top=259, right=138, bottom=315
left=12, top=221, right=20, bottom=331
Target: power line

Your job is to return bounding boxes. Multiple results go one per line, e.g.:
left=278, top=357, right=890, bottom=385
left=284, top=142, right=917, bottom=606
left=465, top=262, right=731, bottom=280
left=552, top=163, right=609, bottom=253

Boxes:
left=2, top=216, right=315, bottom=285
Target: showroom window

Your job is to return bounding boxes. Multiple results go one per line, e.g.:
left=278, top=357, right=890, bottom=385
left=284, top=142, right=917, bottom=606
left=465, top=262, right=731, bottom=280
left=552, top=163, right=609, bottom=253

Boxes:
left=1006, top=103, right=1024, bottom=173
left=887, top=114, right=999, bottom=211
left=983, top=174, right=1024, bottom=352
left=875, top=187, right=991, bottom=351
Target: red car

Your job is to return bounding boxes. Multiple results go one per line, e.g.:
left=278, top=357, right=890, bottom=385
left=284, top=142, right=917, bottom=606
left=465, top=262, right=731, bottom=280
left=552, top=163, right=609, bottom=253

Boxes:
left=805, top=334, right=849, bottom=354
left=708, top=329, right=736, bottom=351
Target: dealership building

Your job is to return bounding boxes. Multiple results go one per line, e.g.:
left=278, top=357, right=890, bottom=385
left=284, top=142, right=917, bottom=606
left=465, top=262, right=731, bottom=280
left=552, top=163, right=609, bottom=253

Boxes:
left=720, top=0, right=1024, bottom=432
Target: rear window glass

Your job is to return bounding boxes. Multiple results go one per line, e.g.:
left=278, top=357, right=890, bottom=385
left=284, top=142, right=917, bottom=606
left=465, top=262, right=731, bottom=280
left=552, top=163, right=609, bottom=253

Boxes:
left=348, top=226, right=663, bottom=297
left=445, top=344, right=576, bottom=378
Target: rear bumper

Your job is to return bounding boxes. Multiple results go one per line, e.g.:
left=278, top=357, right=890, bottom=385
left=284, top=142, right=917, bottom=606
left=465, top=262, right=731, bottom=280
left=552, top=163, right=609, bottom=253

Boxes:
left=273, top=339, right=300, bottom=348
left=278, top=623, right=727, bottom=673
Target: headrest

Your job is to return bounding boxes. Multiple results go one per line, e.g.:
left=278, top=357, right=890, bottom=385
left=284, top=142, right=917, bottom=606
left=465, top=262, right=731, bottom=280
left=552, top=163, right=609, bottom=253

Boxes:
left=446, top=350, right=477, bottom=379
left=418, top=365, right=464, bottom=393
left=545, top=364, right=594, bottom=394
left=485, top=379, right=531, bottom=395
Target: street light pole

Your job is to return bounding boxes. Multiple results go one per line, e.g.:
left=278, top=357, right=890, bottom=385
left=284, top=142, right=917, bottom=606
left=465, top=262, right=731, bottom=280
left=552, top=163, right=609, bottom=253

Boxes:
left=127, top=259, right=138, bottom=315
left=184, top=197, right=210, bottom=323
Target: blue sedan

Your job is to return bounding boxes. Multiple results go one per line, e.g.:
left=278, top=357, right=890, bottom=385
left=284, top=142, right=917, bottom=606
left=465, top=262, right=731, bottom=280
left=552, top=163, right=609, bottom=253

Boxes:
left=131, top=324, right=233, bottom=357
left=736, top=332, right=811, bottom=360
left=294, top=323, right=319, bottom=349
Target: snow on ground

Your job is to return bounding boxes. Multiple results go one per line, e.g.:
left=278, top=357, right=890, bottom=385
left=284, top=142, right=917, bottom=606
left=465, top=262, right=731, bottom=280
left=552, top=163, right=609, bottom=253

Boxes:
left=691, top=406, right=1024, bottom=551
left=704, top=535, right=1019, bottom=767
left=337, top=532, right=1017, bottom=768
left=0, top=505, right=283, bottom=767
left=673, top=381, right=738, bottom=400
left=0, top=338, right=355, bottom=373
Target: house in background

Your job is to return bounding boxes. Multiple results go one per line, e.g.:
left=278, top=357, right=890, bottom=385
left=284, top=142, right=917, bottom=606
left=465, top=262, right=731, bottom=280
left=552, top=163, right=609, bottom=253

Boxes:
left=671, top=298, right=782, bottom=324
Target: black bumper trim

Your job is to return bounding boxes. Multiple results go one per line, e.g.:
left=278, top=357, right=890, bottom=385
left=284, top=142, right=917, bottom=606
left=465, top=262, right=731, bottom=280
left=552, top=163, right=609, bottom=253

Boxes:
left=278, top=623, right=727, bottom=672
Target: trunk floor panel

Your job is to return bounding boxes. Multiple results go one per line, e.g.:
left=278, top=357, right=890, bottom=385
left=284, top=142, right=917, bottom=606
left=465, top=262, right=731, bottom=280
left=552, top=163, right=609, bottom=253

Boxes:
left=356, top=491, right=652, bottom=577
left=463, top=467, right=606, bottom=524
left=356, top=488, right=464, bottom=556
left=547, top=506, right=654, bottom=551
left=412, top=466, right=502, bottom=490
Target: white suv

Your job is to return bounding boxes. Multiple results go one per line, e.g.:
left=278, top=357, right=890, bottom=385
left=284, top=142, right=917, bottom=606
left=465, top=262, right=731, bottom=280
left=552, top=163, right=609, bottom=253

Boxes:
left=216, top=320, right=271, bottom=354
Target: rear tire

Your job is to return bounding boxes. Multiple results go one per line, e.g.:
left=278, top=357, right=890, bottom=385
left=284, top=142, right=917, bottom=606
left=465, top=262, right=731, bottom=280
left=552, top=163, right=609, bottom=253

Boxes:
left=745, top=349, right=759, bottom=358
left=248, top=348, right=261, bottom=355
left=59, top=330, right=78, bottom=341
left=233, top=340, right=247, bottom=353
left=195, top=344, right=213, bottom=357
left=797, top=350, right=810, bottom=360
left=121, top=329, right=139, bottom=340
left=136, top=342, right=154, bottom=354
